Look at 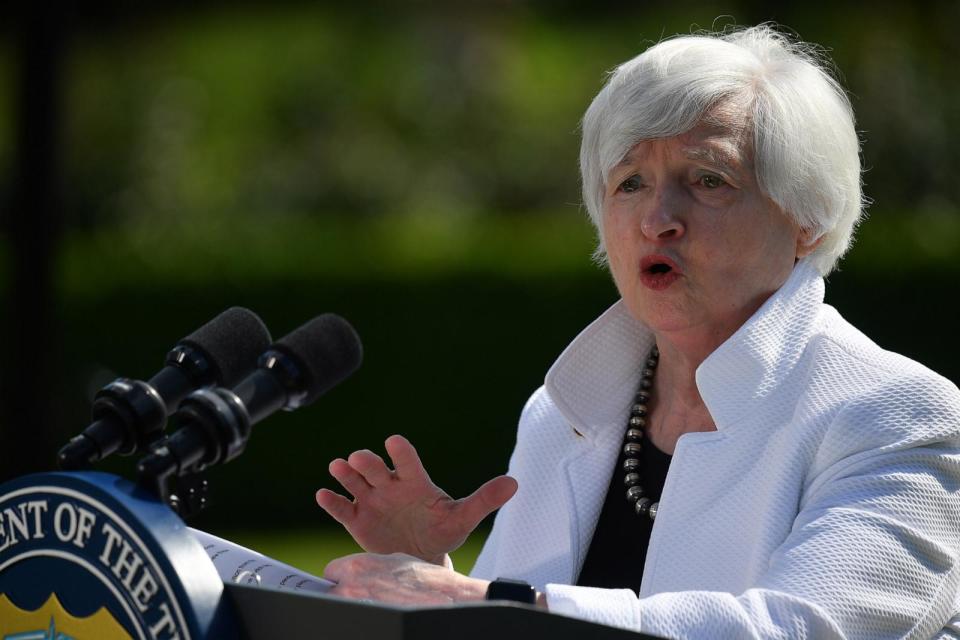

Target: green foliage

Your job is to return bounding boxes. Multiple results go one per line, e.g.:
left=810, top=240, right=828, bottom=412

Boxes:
left=56, top=211, right=600, bottom=296
left=41, top=3, right=960, bottom=233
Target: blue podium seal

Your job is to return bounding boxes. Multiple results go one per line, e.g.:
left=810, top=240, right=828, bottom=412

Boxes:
left=0, top=472, right=235, bottom=639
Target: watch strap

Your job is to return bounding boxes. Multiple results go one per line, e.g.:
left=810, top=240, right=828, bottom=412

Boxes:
left=485, top=577, right=536, bottom=604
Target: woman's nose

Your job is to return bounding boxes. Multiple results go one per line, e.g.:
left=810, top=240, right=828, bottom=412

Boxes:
left=639, top=189, right=686, bottom=241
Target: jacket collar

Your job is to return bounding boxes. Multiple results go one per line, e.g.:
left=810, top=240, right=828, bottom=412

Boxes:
left=544, top=259, right=825, bottom=439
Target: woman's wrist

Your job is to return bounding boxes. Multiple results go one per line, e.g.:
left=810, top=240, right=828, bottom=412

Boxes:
left=453, top=575, right=491, bottom=602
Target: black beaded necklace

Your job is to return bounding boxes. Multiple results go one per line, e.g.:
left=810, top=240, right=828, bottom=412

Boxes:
left=623, top=345, right=659, bottom=520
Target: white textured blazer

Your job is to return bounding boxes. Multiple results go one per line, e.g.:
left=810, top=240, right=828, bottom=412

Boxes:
left=471, top=260, right=960, bottom=639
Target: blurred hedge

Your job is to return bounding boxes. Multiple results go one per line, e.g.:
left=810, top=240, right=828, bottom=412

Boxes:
left=3, top=3, right=960, bottom=231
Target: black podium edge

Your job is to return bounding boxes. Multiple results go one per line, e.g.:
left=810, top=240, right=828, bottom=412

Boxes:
left=224, top=582, right=662, bottom=639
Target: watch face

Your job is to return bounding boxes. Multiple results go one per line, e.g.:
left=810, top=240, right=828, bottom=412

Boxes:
left=486, top=578, right=536, bottom=604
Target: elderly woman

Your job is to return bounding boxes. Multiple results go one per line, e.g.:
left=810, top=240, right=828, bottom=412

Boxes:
left=315, top=25, right=960, bottom=639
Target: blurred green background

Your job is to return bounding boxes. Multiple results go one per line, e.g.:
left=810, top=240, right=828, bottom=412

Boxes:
left=1, top=2, right=958, bottom=573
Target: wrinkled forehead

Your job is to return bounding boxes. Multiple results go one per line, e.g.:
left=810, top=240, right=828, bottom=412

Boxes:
left=681, top=112, right=754, bottom=169
left=697, top=100, right=753, bottom=147
left=597, top=90, right=756, bottom=184
left=616, top=107, right=755, bottom=173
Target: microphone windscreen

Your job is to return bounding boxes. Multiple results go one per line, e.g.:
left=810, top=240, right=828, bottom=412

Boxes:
left=274, top=313, right=363, bottom=405
left=179, top=307, right=273, bottom=386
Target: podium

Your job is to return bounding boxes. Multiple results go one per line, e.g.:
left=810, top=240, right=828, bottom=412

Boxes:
left=226, top=583, right=657, bottom=639
left=0, top=472, right=659, bottom=639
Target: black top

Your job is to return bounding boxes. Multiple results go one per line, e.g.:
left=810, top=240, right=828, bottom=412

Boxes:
left=576, top=431, right=673, bottom=595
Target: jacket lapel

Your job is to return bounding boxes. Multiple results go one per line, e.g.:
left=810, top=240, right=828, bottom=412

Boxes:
left=544, top=301, right=654, bottom=584
left=560, top=424, right=625, bottom=582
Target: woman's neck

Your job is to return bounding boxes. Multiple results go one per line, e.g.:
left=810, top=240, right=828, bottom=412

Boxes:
left=646, top=338, right=717, bottom=455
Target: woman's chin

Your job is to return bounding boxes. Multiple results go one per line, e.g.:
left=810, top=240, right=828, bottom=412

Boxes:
left=628, top=302, right=698, bottom=335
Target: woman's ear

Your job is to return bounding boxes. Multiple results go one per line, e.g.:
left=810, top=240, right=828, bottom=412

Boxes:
left=796, top=228, right=824, bottom=258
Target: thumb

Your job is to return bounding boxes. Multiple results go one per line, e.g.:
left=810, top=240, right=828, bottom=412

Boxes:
left=454, top=475, right=518, bottom=531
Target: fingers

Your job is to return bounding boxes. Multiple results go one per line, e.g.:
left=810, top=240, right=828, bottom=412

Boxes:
left=454, top=475, right=518, bottom=532
left=315, top=488, right=355, bottom=524
left=323, top=552, right=400, bottom=583
left=323, top=552, right=365, bottom=583
left=347, top=449, right=394, bottom=487
left=332, top=437, right=427, bottom=490
left=384, top=435, right=430, bottom=482
left=329, top=458, right=373, bottom=499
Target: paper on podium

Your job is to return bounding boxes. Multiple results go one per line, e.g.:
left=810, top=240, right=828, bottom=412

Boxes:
left=190, top=528, right=335, bottom=593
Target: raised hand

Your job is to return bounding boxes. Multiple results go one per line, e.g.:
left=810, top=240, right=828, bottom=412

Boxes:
left=316, top=435, right=517, bottom=565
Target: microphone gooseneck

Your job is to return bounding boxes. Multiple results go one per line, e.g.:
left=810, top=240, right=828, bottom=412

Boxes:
left=136, top=313, right=362, bottom=499
left=57, top=307, right=272, bottom=470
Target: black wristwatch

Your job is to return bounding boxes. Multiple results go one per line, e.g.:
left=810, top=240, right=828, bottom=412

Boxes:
left=485, top=577, right=537, bottom=604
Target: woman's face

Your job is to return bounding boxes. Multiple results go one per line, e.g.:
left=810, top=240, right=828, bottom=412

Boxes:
left=602, top=116, right=817, bottom=349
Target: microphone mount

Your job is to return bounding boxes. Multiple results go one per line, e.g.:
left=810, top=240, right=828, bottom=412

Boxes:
left=58, top=343, right=214, bottom=470
left=137, top=387, right=252, bottom=518
left=57, top=307, right=272, bottom=471
left=136, top=349, right=306, bottom=516
left=136, top=314, right=362, bottom=517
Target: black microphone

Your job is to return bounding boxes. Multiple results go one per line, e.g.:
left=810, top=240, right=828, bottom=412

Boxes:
left=136, top=313, right=362, bottom=485
left=58, top=307, right=272, bottom=470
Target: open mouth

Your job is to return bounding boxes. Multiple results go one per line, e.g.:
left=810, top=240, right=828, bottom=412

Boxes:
left=639, top=255, right=681, bottom=290
left=647, top=263, right=672, bottom=275
left=640, top=255, right=680, bottom=274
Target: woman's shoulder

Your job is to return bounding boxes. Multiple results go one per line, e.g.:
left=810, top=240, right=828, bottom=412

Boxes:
left=807, top=304, right=960, bottom=450
left=813, top=304, right=958, bottom=399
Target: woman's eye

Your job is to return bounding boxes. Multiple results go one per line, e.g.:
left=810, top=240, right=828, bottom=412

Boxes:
left=700, top=174, right=726, bottom=189
left=618, top=175, right=643, bottom=193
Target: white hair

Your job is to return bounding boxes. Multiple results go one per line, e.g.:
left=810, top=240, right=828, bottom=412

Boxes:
left=580, top=24, right=865, bottom=275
